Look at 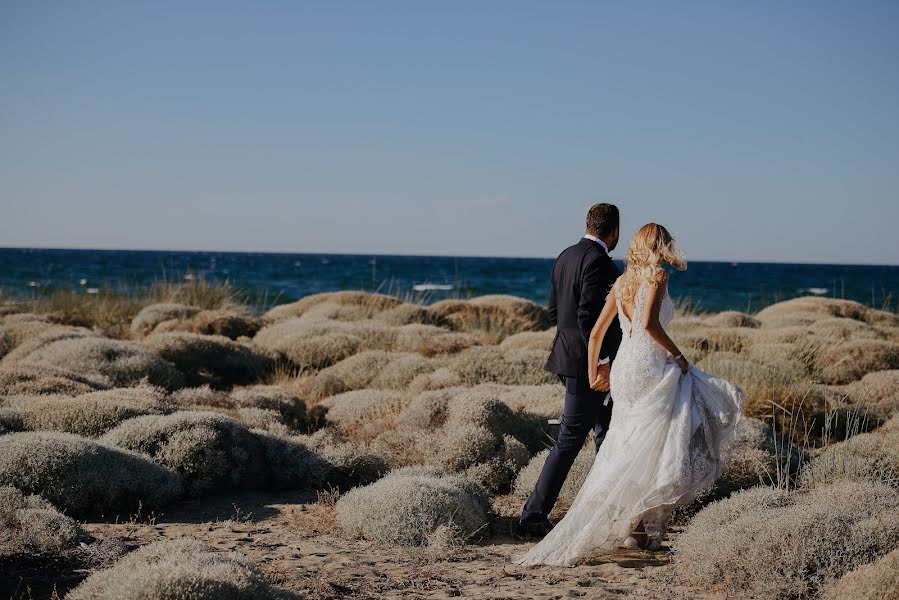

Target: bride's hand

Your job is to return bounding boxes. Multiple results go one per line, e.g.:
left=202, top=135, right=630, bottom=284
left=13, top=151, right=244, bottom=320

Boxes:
left=674, top=354, right=689, bottom=374
left=591, top=363, right=611, bottom=391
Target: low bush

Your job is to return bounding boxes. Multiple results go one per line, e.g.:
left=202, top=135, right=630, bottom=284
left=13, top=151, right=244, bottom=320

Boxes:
left=824, top=547, right=899, bottom=600
left=230, top=385, right=308, bottom=431
left=335, top=466, right=490, bottom=547
left=673, top=480, right=899, bottom=599
left=799, top=426, right=899, bottom=489
left=320, top=389, right=407, bottom=441
left=447, top=346, right=556, bottom=386
left=428, top=295, right=551, bottom=342
left=3, top=384, right=170, bottom=437
left=0, top=431, right=183, bottom=517
left=841, top=370, right=899, bottom=425
left=702, top=311, right=761, bottom=329
left=393, top=324, right=479, bottom=357
left=20, top=337, right=184, bottom=390
left=813, top=339, right=899, bottom=384
left=499, top=329, right=557, bottom=352
left=756, top=297, right=899, bottom=328
left=130, top=303, right=201, bottom=336
left=143, top=332, right=274, bottom=386
left=0, top=324, right=98, bottom=365
left=0, top=486, right=85, bottom=556
left=0, top=364, right=109, bottom=396
left=152, top=307, right=262, bottom=339
left=253, top=317, right=391, bottom=369
left=299, top=428, right=388, bottom=490
left=264, top=291, right=400, bottom=322
left=66, top=538, right=301, bottom=600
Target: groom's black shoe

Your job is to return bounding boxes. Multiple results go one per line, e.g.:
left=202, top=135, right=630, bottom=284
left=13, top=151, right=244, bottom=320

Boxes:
left=510, top=517, right=554, bottom=540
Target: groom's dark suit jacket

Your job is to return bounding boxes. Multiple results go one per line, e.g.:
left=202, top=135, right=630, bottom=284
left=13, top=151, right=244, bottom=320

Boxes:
left=544, top=237, right=622, bottom=378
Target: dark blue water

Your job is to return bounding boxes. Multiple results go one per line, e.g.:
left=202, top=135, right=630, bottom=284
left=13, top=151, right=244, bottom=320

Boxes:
left=1, top=248, right=897, bottom=314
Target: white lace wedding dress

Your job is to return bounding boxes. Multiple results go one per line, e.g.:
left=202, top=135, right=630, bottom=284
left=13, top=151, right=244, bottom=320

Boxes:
left=514, top=278, right=745, bottom=567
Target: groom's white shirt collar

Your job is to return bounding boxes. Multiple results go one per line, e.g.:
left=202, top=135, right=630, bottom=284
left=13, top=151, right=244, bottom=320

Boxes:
left=583, top=234, right=609, bottom=254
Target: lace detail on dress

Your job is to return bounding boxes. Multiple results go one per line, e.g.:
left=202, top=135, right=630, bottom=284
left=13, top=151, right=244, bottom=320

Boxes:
left=513, top=275, right=745, bottom=567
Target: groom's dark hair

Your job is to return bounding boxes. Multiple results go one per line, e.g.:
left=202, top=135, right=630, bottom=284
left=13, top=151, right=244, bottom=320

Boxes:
left=586, top=203, right=619, bottom=237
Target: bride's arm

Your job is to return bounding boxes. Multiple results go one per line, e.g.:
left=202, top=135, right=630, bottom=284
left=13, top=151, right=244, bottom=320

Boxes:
left=643, top=272, right=689, bottom=373
left=587, top=289, right=619, bottom=389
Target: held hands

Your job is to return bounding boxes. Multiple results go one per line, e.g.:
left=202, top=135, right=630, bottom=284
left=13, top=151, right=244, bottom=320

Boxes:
left=590, top=362, right=611, bottom=392
left=674, top=353, right=689, bottom=374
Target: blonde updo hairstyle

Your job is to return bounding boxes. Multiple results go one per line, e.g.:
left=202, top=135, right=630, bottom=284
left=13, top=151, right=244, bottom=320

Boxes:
left=618, top=223, right=687, bottom=306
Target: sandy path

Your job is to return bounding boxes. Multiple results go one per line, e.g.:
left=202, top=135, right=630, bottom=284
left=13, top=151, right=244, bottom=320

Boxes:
left=74, top=489, right=712, bottom=600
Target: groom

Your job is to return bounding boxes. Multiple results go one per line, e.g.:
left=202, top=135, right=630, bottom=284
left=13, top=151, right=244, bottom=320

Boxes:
left=512, top=203, right=623, bottom=538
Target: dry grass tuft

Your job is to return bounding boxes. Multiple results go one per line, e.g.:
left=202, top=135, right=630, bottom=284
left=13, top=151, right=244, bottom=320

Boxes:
left=840, top=370, right=899, bottom=425
left=2, top=384, right=171, bottom=437
left=150, top=307, right=262, bottom=339
left=812, top=339, right=899, bottom=384
left=67, top=537, right=301, bottom=599
left=373, top=302, right=447, bottom=326
left=310, top=351, right=435, bottom=397
left=406, top=367, right=462, bottom=394
left=253, top=317, right=393, bottom=370
left=702, top=311, right=761, bottom=328
left=0, top=486, right=85, bottom=556
left=142, top=331, right=274, bottom=386
left=229, top=385, right=308, bottom=431
left=824, top=546, right=899, bottom=600
left=0, top=323, right=98, bottom=365
left=0, top=431, right=183, bottom=517
left=335, top=466, right=490, bottom=547
left=20, top=337, right=185, bottom=390
left=673, top=480, right=899, bottom=599
left=319, top=389, right=408, bottom=441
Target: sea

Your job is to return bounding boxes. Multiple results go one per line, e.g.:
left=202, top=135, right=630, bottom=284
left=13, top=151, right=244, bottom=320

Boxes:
left=1, top=248, right=897, bottom=315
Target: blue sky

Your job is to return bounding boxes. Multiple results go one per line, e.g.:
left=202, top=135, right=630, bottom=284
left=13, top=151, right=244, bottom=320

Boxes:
left=1, top=1, right=897, bottom=264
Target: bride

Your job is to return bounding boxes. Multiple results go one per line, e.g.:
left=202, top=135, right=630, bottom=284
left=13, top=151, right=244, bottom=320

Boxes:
left=514, top=223, right=745, bottom=567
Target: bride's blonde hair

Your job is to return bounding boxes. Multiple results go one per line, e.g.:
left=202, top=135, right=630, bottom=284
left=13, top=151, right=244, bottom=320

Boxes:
left=618, top=223, right=687, bottom=305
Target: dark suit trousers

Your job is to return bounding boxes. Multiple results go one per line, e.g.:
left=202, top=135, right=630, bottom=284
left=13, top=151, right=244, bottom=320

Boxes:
left=520, top=374, right=613, bottom=524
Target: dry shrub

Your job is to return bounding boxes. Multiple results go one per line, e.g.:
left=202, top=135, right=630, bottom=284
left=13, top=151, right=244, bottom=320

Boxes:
left=393, top=324, right=479, bottom=356
left=311, top=351, right=434, bottom=396
left=812, top=339, right=899, bottom=384
left=152, top=307, right=262, bottom=339
left=808, top=317, right=886, bottom=340
left=21, top=337, right=184, bottom=390
left=824, top=547, right=899, bottom=600
left=230, top=385, right=308, bottom=431
left=0, top=407, right=24, bottom=434
left=714, top=416, right=801, bottom=494
left=335, top=466, right=490, bottom=547
left=0, top=364, right=109, bottom=396
left=394, top=387, right=466, bottom=430
left=0, top=431, right=183, bottom=517
left=101, top=411, right=267, bottom=495
left=320, top=389, right=407, bottom=441
left=702, top=311, right=761, bottom=329
left=513, top=441, right=595, bottom=509
left=169, top=384, right=230, bottom=408
left=253, top=317, right=393, bottom=369
left=757, top=296, right=899, bottom=328
left=2, top=384, right=170, bottom=437
left=840, top=370, right=899, bottom=424
left=369, top=428, right=428, bottom=469
left=373, top=302, right=446, bottom=326
left=298, top=428, right=388, bottom=490
left=499, top=329, right=557, bottom=352
left=0, top=486, right=85, bottom=556
left=67, top=538, right=301, bottom=600
left=0, top=324, right=98, bottom=365
left=143, top=331, right=274, bottom=386
left=672, top=326, right=750, bottom=355
left=493, top=384, right=564, bottom=420
left=799, top=426, right=899, bottom=490
left=447, top=346, right=557, bottom=386
left=428, top=295, right=551, bottom=342
left=673, top=480, right=899, bottom=599
left=407, top=367, right=462, bottom=394
left=130, top=303, right=201, bottom=336
left=264, top=291, right=400, bottom=322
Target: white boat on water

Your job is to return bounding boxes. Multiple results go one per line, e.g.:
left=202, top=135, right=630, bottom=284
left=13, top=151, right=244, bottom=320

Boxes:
left=412, top=283, right=454, bottom=292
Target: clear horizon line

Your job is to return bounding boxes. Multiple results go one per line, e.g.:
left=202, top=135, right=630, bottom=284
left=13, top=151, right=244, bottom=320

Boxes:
left=1, top=245, right=897, bottom=268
